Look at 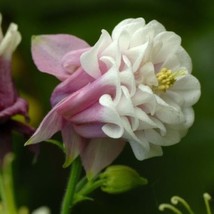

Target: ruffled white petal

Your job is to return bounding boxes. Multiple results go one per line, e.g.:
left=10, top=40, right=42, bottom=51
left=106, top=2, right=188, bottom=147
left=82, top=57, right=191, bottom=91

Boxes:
left=112, top=18, right=146, bottom=40
left=81, top=30, right=112, bottom=78
left=171, top=75, right=201, bottom=106
left=99, top=94, right=124, bottom=138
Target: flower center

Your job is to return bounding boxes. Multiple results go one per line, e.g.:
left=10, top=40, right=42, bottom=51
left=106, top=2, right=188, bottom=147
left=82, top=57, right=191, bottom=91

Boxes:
left=153, top=68, right=186, bottom=92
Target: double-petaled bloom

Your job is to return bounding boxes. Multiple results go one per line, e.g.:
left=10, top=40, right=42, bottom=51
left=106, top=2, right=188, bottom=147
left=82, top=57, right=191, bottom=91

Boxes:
left=27, top=18, right=200, bottom=176
left=0, top=14, right=31, bottom=162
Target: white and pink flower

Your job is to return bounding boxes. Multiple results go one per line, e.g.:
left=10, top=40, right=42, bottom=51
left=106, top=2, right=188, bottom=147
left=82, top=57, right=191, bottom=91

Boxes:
left=26, top=18, right=200, bottom=177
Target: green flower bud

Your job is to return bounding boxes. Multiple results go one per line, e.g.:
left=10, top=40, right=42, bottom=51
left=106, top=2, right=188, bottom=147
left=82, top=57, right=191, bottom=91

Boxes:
left=99, top=165, right=148, bottom=194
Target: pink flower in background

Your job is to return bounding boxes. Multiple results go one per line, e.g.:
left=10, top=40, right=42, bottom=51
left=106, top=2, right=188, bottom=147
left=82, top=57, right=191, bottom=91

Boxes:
left=0, top=14, right=32, bottom=163
left=0, top=14, right=28, bottom=122
left=26, top=18, right=200, bottom=176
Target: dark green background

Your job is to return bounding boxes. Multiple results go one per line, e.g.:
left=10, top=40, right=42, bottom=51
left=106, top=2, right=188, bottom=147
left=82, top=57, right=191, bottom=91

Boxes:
left=1, top=0, right=214, bottom=213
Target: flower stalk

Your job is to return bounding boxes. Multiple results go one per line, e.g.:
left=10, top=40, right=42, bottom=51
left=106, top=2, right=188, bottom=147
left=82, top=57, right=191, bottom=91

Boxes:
left=60, top=157, right=82, bottom=214
left=73, top=179, right=104, bottom=205
left=0, top=153, right=17, bottom=214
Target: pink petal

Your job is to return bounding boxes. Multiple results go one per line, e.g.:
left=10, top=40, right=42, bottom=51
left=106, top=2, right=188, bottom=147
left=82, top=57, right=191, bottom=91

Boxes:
left=70, top=100, right=124, bottom=139
left=0, top=57, right=16, bottom=110
left=73, top=122, right=107, bottom=138
left=25, top=105, right=64, bottom=145
left=61, top=122, right=86, bottom=167
left=50, top=68, right=94, bottom=106
left=69, top=102, right=104, bottom=123
left=31, top=34, right=90, bottom=80
left=57, top=68, right=119, bottom=119
left=61, top=48, right=90, bottom=74
left=81, top=138, right=125, bottom=178
left=0, top=98, right=28, bottom=120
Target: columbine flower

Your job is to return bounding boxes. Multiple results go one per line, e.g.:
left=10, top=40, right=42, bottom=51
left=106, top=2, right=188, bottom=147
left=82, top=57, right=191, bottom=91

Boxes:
left=26, top=18, right=200, bottom=176
left=0, top=14, right=32, bottom=163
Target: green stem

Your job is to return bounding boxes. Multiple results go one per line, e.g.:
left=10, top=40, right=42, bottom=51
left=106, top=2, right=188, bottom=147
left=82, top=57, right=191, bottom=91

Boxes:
left=0, top=153, right=17, bottom=214
left=0, top=173, right=6, bottom=212
left=75, top=177, right=88, bottom=193
left=78, top=180, right=104, bottom=196
left=73, top=179, right=104, bottom=205
left=60, top=158, right=81, bottom=214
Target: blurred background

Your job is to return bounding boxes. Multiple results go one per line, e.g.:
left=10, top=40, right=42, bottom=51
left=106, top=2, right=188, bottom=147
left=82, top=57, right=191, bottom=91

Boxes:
left=0, top=0, right=214, bottom=213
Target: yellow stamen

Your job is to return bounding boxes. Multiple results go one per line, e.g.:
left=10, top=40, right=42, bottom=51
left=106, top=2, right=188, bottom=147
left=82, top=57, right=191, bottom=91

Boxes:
left=154, top=68, right=186, bottom=92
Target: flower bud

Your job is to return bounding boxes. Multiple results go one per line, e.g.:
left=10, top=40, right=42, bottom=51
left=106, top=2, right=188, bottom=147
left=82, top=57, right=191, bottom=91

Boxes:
left=99, top=165, right=148, bottom=194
